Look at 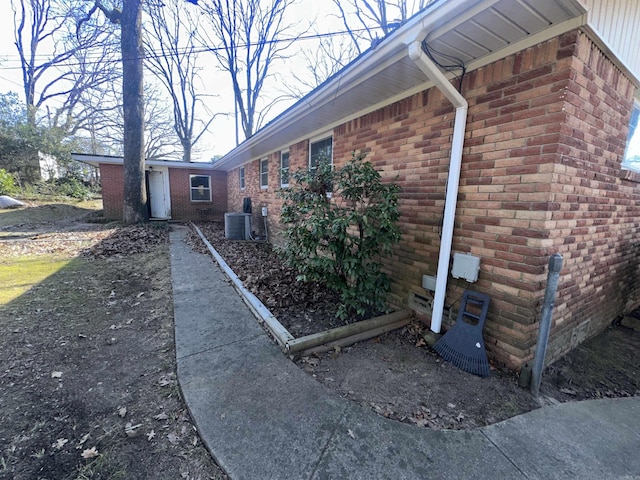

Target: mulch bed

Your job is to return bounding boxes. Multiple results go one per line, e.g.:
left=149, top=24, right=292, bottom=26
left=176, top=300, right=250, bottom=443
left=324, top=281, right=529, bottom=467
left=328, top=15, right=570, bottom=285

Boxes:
left=188, top=221, right=348, bottom=337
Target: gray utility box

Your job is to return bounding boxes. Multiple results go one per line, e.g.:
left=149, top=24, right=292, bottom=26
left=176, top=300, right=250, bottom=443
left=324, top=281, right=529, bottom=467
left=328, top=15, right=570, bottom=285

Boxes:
left=451, top=253, right=481, bottom=282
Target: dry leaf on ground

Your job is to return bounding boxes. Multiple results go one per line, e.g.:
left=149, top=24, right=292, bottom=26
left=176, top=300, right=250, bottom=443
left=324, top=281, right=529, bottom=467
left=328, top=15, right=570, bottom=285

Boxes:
left=81, top=447, right=99, bottom=459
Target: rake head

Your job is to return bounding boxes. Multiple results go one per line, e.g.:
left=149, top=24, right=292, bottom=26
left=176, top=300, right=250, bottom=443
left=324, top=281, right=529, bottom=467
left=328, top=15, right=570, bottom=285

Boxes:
left=433, top=336, right=490, bottom=377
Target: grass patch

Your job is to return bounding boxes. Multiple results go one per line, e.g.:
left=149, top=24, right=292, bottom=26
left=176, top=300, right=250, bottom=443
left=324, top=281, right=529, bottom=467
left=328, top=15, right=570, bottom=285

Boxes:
left=0, top=255, right=70, bottom=304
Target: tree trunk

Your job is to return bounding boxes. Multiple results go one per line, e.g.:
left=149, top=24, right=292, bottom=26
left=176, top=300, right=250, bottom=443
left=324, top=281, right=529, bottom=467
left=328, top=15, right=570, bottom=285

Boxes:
left=182, top=139, right=192, bottom=163
left=121, top=0, right=147, bottom=223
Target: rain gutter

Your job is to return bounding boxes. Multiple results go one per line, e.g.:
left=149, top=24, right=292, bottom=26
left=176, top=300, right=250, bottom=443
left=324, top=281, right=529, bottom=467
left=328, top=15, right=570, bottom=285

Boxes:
left=407, top=41, right=468, bottom=334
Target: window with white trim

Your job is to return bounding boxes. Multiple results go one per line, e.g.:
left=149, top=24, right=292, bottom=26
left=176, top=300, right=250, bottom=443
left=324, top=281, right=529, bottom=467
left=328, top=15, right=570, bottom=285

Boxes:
left=280, top=150, right=290, bottom=187
left=622, top=102, right=640, bottom=172
left=260, top=158, right=268, bottom=189
left=309, top=136, right=333, bottom=170
left=239, top=166, right=245, bottom=190
left=190, top=175, right=211, bottom=202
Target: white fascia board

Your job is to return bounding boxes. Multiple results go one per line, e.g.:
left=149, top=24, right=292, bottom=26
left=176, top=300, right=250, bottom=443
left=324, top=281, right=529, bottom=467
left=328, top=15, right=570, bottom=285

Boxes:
left=72, top=153, right=217, bottom=170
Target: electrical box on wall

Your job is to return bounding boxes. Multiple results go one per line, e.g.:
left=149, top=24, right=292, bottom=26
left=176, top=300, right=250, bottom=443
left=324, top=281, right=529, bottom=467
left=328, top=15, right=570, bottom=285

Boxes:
left=422, top=275, right=437, bottom=291
left=451, top=253, right=481, bottom=282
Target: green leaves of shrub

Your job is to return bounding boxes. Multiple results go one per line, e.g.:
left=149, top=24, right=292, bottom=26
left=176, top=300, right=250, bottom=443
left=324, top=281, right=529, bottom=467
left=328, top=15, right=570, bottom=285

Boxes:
left=278, top=151, right=401, bottom=321
left=0, top=168, right=18, bottom=196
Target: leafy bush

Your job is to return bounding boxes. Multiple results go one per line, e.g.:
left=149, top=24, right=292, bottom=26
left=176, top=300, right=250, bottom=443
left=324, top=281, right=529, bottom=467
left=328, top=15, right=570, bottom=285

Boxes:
left=278, top=151, right=401, bottom=321
left=22, top=174, right=94, bottom=200
left=54, top=175, right=93, bottom=200
left=0, top=168, right=18, bottom=196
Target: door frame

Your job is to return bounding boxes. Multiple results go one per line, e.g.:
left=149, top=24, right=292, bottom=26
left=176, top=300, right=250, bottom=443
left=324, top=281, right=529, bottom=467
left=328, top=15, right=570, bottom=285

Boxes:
left=146, top=166, right=171, bottom=219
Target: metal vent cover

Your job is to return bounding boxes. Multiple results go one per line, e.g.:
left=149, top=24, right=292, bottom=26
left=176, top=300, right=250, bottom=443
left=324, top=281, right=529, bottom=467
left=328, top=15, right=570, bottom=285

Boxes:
left=224, top=213, right=252, bottom=240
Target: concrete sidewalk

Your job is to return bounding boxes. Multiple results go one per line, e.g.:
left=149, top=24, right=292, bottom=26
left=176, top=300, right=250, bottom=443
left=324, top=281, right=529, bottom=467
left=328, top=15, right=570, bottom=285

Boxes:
left=170, top=225, right=640, bottom=480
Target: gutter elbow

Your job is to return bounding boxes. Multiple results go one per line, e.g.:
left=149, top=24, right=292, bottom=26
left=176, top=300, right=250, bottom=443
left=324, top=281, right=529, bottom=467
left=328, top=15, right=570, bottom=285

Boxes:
left=407, top=41, right=423, bottom=61
left=408, top=39, right=467, bottom=109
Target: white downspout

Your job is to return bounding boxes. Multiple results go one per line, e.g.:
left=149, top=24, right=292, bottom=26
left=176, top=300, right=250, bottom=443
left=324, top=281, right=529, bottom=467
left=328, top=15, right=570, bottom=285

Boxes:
left=407, top=41, right=468, bottom=334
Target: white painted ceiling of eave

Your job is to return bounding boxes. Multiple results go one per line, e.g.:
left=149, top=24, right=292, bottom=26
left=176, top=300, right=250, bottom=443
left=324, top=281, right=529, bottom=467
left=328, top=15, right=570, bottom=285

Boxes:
left=426, top=0, right=585, bottom=65
left=219, top=0, right=585, bottom=170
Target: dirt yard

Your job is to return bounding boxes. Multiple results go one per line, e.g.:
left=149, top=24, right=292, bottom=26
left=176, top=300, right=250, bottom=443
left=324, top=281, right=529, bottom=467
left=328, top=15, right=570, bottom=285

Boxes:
left=191, top=221, right=639, bottom=430
left=0, top=203, right=226, bottom=480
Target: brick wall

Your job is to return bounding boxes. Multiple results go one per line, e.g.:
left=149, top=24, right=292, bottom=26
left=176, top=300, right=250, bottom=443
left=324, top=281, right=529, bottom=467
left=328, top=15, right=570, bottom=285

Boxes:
left=224, top=29, right=640, bottom=369
left=454, top=32, right=578, bottom=367
left=98, top=164, right=228, bottom=221
left=541, top=31, right=640, bottom=363
left=168, top=168, right=227, bottom=221
left=227, top=141, right=309, bottom=238
left=99, top=164, right=124, bottom=220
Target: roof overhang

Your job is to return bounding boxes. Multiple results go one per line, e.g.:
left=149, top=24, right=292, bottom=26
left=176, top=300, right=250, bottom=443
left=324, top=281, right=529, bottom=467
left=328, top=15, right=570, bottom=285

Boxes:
left=72, top=153, right=218, bottom=170
left=214, top=0, right=587, bottom=172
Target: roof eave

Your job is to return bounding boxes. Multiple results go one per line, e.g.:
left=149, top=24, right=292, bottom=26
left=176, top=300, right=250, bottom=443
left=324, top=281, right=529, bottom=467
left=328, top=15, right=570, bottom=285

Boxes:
left=71, top=153, right=217, bottom=170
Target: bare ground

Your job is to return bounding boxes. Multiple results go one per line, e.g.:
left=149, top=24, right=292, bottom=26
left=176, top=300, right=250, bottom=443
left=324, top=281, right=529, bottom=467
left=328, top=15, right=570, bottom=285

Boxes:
left=0, top=206, right=226, bottom=480
left=191, top=221, right=639, bottom=430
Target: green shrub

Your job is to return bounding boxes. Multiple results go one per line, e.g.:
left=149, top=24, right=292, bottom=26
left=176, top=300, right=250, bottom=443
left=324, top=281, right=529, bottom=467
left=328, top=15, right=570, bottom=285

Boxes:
left=278, top=151, right=401, bottom=321
left=54, top=175, right=92, bottom=200
left=0, top=168, right=18, bottom=196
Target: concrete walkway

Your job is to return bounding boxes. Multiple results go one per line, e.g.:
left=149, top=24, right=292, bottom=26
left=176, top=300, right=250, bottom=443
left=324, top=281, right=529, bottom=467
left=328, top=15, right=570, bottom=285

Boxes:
left=170, top=225, right=640, bottom=480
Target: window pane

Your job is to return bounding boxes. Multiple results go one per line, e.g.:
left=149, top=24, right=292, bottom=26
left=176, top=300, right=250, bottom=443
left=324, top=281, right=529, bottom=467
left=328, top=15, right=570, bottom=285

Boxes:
left=310, top=137, right=332, bottom=169
left=190, top=175, right=211, bottom=202
left=191, top=175, right=210, bottom=189
left=281, top=152, right=289, bottom=185
left=623, top=104, right=640, bottom=170
left=240, top=167, right=245, bottom=189
left=260, top=159, right=268, bottom=187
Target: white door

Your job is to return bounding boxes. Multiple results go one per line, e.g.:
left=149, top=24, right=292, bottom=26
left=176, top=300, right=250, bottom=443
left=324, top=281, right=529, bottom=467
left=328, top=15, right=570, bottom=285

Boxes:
left=148, top=170, right=167, bottom=219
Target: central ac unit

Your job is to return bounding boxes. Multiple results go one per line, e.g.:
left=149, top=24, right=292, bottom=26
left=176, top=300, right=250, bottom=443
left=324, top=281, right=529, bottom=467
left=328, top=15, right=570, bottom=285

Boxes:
left=224, top=213, right=252, bottom=240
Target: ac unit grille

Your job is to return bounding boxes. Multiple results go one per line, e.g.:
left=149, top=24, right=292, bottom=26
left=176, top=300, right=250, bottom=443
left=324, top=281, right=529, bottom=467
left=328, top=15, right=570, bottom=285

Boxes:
left=224, top=213, right=252, bottom=240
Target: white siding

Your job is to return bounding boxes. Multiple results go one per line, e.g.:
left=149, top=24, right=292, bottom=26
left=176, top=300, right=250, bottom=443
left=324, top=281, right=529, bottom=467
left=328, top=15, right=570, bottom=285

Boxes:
left=580, top=0, right=640, bottom=83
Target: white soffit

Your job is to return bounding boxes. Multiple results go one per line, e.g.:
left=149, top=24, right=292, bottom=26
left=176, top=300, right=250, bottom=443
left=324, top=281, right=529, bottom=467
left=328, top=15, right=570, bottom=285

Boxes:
left=425, top=0, right=584, bottom=66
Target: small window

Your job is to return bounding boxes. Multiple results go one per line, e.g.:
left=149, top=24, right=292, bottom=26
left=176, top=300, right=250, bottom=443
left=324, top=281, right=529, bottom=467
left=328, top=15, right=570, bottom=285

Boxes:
left=622, top=102, right=640, bottom=172
left=190, top=175, right=211, bottom=202
left=239, top=166, right=245, bottom=190
left=280, top=151, right=290, bottom=187
left=260, top=158, right=268, bottom=189
left=310, top=136, right=333, bottom=170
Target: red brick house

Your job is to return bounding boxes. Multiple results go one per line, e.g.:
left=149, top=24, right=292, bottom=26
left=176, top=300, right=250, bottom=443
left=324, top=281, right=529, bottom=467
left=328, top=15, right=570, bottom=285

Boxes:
left=72, top=154, right=227, bottom=222
left=212, top=0, right=640, bottom=369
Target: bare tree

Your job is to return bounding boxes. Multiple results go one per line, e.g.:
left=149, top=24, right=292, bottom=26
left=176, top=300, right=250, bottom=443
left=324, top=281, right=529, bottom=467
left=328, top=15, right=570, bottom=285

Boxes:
left=145, top=0, right=218, bottom=162
left=331, top=0, right=434, bottom=54
left=285, top=29, right=359, bottom=98
left=143, top=87, right=183, bottom=161
left=12, top=0, right=117, bottom=127
left=198, top=0, right=298, bottom=144
left=89, top=81, right=182, bottom=161
left=49, top=43, right=121, bottom=136
left=117, top=0, right=146, bottom=223
left=79, top=0, right=147, bottom=223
